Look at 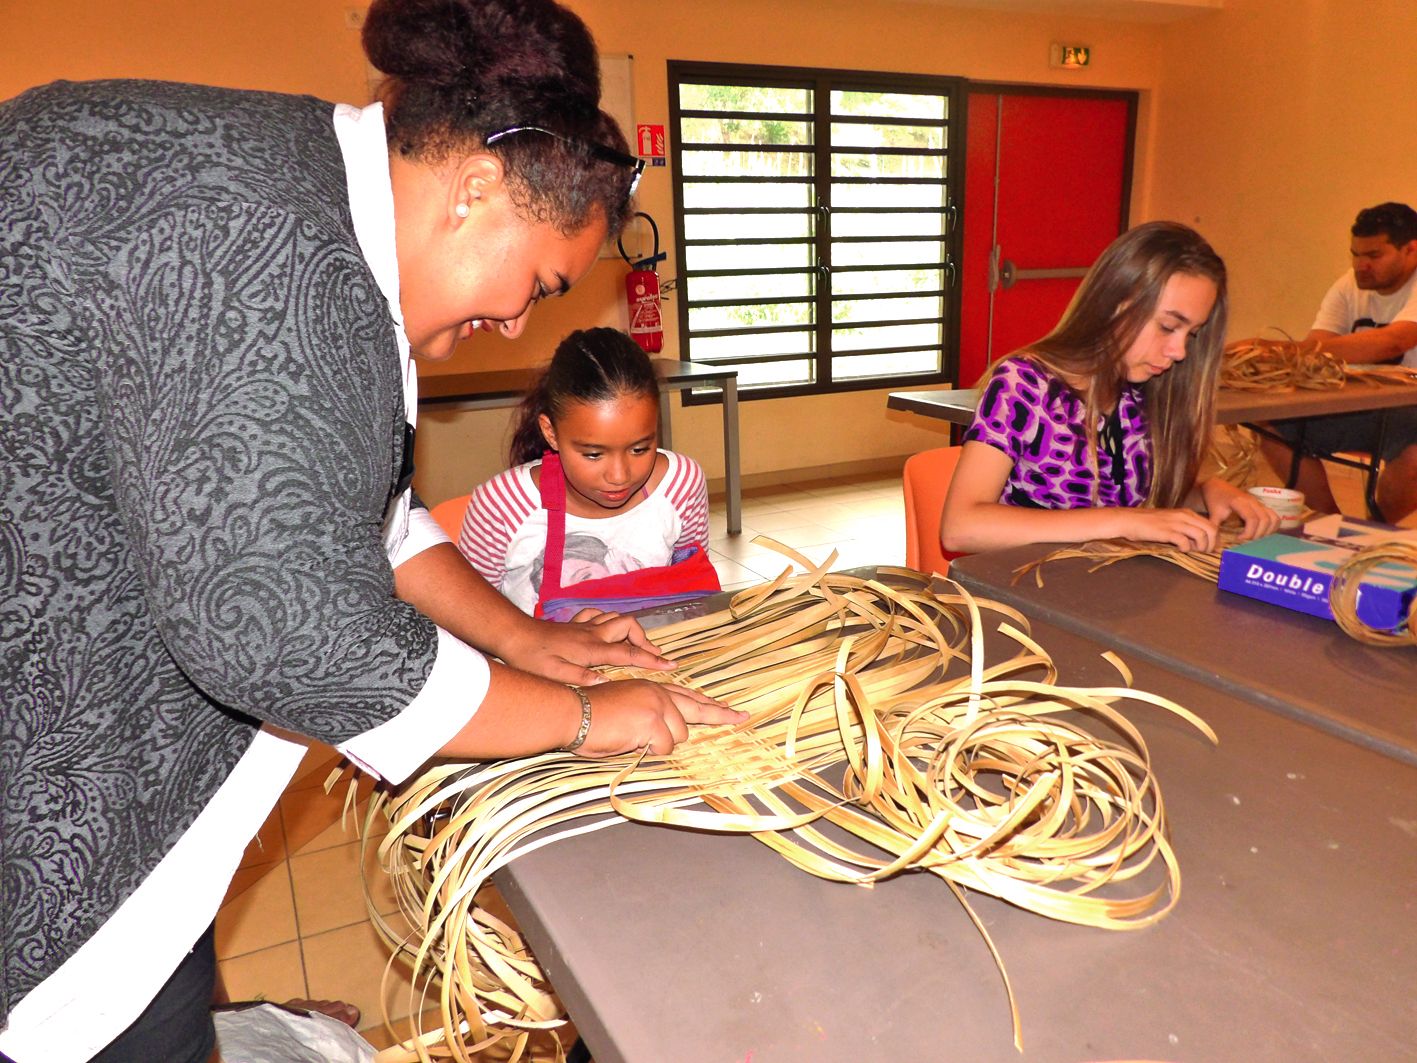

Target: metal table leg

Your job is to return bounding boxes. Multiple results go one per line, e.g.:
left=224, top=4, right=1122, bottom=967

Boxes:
left=1367, top=412, right=1389, bottom=521
left=657, top=386, right=673, bottom=451
left=722, top=377, right=741, bottom=535
left=1286, top=421, right=1306, bottom=489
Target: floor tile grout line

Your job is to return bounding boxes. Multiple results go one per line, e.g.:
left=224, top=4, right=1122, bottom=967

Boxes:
left=276, top=798, right=313, bottom=998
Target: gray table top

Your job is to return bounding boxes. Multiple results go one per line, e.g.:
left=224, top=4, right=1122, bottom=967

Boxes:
left=888, top=380, right=1417, bottom=427
left=494, top=611, right=1417, bottom=1062
left=951, top=546, right=1417, bottom=766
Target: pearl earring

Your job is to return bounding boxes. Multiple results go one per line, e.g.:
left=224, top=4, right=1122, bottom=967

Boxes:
left=455, top=202, right=470, bottom=218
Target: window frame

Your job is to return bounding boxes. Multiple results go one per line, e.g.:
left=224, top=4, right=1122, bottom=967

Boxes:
left=668, top=60, right=965, bottom=405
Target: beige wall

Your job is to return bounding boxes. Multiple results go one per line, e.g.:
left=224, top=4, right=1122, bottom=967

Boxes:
left=0, top=1, right=371, bottom=103
left=1145, top=0, right=1417, bottom=339
left=426, top=0, right=1167, bottom=370
left=1, top=0, right=1171, bottom=503
left=412, top=0, right=1173, bottom=499
left=9, top=1, right=1407, bottom=501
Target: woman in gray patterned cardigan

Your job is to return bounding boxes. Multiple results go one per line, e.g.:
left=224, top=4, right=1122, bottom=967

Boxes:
left=0, top=1, right=741, bottom=1060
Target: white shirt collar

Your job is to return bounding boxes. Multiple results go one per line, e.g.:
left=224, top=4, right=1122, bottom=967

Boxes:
left=332, top=101, right=416, bottom=421
left=332, top=101, right=418, bottom=553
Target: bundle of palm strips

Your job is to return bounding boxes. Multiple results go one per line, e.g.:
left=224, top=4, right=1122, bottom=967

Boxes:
left=1329, top=541, right=1417, bottom=647
left=1206, top=423, right=1261, bottom=486
left=1013, top=527, right=1247, bottom=587
left=1221, top=336, right=1345, bottom=391
left=357, top=541, right=1215, bottom=1061
left=1343, top=363, right=1417, bottom=386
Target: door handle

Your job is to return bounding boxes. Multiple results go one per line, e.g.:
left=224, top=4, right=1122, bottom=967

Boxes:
left=998, top=259, right=1090, bottom=290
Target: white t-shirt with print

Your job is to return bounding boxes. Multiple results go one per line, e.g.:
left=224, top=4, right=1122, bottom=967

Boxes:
left=1312, top=267, right=1417, bottom=367
left=458, top=449, right=711, bottom=614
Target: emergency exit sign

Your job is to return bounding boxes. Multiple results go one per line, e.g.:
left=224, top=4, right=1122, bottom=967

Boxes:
left=1050, top=43, right=1092, bottom=68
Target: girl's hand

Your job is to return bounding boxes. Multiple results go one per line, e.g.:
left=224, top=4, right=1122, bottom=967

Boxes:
left=1198, top=478, right=1282, bottom=541
left=568, top=607, right=669, bottom=660
left=499, top=613, right=676, bottom=686
left=1116, top=507, right=1221, bottom=552
left=574, top=680, right=746, bottom=758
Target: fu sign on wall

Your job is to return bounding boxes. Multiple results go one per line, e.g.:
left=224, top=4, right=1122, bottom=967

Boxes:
left=637, top=124, right=666, bottom=167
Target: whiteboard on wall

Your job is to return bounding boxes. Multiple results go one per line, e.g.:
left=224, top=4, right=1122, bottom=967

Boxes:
left=600, top=53, right=650, bottom=261
left=601, top=53, right=635, bottom=147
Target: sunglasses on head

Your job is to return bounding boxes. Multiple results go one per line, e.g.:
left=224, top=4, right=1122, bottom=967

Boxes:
left=484, top=125, right=644, bottom=199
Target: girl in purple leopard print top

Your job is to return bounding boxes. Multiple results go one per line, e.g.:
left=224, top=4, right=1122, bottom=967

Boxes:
left=942, top=222, right=1279, bottom=554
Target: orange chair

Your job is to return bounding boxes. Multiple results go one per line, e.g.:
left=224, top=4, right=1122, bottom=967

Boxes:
left=428, top=493, right=472, bottom=541
left=902, top=446, right=964, bottom=575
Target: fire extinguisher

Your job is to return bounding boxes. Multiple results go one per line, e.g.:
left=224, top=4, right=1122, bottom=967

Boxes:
left=619, top=211, right=667, bottom=353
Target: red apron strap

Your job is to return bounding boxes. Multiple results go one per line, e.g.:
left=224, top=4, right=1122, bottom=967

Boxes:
left=537, top=452, right=568, bottom=614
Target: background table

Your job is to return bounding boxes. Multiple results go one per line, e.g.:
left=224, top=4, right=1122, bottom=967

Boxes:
left=950, top=546, right=1417, bottom=766
left=420, top=359, right=742, bottom=534
left=493, top=603, right=1417, bottom=1062
left=889, top=381, right=1417, bottom=517
left=888, top=380, right=1417, bottom=428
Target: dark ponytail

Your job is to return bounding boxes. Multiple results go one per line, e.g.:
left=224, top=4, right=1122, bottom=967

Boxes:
left=508, top=328, right=660, bottom=466
left=362, top=0, right=635, bottom=235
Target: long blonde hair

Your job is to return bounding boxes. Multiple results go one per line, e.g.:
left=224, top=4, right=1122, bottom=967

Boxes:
left=1020, top=221, right=1227, bottom=508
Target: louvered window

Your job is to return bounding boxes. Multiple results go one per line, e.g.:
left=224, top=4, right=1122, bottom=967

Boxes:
left=669, top=62, right=962, bottom=400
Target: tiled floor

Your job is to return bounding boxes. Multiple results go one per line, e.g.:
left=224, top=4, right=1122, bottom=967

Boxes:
left=705, top=469, right=909, bottom=588
left=212, top=455, right=1398, bottom=1054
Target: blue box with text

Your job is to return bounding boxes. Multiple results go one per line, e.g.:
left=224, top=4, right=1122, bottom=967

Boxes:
left=1216, top=514, right=1417, bottom=633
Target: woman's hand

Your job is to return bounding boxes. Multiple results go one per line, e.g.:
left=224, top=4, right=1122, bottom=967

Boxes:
left=1197, top=478, right=1282, bottom=541
left=438, top=665, right=743, bottom=761
left=574, top=680, right=746, bottom=758
left=1115, top=507, right=1221, bottom=552
left=498, top=611, right=677, bottom=686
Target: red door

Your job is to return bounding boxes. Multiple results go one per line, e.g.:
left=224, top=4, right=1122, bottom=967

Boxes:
left=959, top=91, right=1133, bottom=386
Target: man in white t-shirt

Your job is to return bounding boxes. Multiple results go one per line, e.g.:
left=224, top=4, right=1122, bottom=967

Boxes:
left=1260, top=202, right=1417, bottom=521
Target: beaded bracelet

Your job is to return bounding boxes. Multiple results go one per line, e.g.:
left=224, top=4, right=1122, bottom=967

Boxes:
left=562, top=684, right=593, bottom=751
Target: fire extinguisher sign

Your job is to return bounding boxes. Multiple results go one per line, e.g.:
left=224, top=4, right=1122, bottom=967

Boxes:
left=636, top=124, right=667, bottom=167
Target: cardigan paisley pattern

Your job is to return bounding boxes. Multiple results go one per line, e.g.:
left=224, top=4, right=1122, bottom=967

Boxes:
left=0, top=80, right=437, bottom=1022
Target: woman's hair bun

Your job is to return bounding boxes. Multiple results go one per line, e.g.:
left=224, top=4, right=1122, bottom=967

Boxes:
left=365, top=0, right=634, bottom=237
left=364, top=0, right=601, bottom=115
left=363, top=0, right=487, bottom=87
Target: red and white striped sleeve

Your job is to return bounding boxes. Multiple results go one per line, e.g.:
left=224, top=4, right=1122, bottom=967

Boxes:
left=661, top=450, right=710, bottom=548
left=457, top=465, right=540, bottom=586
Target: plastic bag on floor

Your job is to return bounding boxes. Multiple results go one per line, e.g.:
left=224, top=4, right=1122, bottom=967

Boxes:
left=213, top=1002, right=375, bottom=1063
